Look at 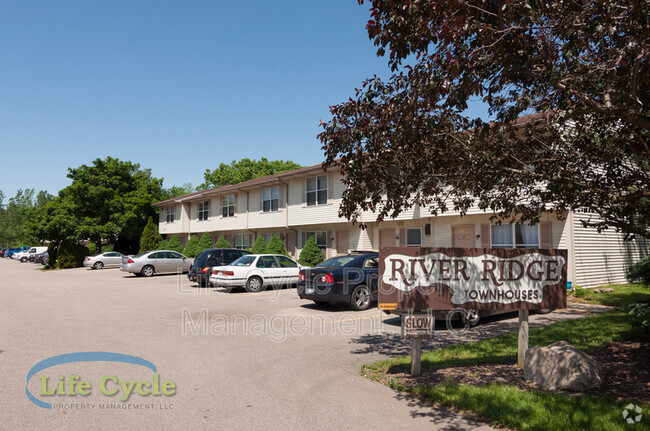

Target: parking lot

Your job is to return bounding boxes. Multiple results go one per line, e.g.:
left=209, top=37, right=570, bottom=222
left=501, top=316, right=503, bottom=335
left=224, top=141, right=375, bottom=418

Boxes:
left=0, top=259, right=609, bottom=430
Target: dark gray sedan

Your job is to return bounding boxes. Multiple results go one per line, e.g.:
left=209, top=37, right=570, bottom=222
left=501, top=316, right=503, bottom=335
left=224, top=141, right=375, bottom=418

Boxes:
left=120, top=250, right=193, bottom=277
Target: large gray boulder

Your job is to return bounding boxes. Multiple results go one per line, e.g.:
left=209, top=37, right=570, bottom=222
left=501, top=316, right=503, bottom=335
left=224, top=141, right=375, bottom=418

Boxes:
left=524, top=341, right=602, bottom=392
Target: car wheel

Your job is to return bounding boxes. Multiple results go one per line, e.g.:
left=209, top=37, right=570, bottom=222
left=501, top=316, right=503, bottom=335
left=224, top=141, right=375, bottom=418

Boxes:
left=93, top=261, right=104, bottom=270
left=42, top=258, right=48, bottom=266
left=141, top=265, right=155, bottom=277
left=350, top=285, right=371, bottom=311
left=462, top=309, right=481, bottom=327
left=20, top=257, right=28, bottom=263
left=245, top=276, right=264, bottom=293
left=313, top=300, right=329, bottom=306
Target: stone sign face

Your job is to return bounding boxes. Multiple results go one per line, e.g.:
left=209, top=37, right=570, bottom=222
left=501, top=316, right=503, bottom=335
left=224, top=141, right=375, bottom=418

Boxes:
left=378, top=247, right=567, bottom=312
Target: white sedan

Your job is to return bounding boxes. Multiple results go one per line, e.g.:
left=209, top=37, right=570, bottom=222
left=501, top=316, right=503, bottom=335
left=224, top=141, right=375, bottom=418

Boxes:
left=210, top=254, right=302, bottom=292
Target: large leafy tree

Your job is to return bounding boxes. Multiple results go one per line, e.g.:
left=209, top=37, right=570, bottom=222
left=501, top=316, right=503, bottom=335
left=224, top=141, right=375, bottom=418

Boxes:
left=320, top=0, right=650, bottom=239
left=31, top=157, right=164, bottom=253
left=0, top=189, right=53, bottom=247
left=199, top=158, right=302, bottom=189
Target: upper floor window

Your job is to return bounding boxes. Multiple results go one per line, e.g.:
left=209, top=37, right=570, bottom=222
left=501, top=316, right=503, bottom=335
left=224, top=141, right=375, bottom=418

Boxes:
left=222, top=194, right=235, bottom=217
left=262, top=186, right=279, bottom=212
left=491, top=224, right=539, bottom=248
left=198, top=201, right=209, bottom=221
left=405, top=228, right=422, bottom=247
left=306, top=175, right=327, bottom=206
left=166, top=206, right=175, bottom=223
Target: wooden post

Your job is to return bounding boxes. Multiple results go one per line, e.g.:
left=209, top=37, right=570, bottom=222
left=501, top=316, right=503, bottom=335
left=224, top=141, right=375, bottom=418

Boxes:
left=518, top=309, right=529, bottom=369
left=411, top=338, right=422, bottom=377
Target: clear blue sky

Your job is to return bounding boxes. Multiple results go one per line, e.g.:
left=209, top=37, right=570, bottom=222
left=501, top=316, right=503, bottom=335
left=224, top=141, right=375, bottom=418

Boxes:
left=0, top=1, right=487, bottom=200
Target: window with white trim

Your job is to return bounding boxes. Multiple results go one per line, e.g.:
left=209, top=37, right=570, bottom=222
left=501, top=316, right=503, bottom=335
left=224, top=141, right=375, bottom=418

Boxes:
left=306, top=175, right=328, bottom=206
left=166, top=206, right=175, bottom=223
left=262, top=186, right=279, bottom=212
left=235, top=234, right=250, bottom=250
left=491, top=224, right=539, bottom=248
left=221, top=194, right=235, bottom=217
left=198, top=201, right=209, bottom=221
left=305, top=231, right=327, bottom=249
left=405, top=227, right=422, bottom=247
left=262, top=233, right=281, bottom=244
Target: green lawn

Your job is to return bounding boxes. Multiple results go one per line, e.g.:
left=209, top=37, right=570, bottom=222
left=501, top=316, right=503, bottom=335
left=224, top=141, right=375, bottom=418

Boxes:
left=364, top=284, right=650, bottom=430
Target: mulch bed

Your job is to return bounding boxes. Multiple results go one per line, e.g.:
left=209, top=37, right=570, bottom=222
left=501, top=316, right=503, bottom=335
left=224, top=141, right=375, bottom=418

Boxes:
left=385, top=340, right=649, bottom=404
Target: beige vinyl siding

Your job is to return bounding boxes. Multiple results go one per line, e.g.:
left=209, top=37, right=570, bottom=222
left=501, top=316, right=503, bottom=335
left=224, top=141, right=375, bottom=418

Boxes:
left=248, top=188, right=287, bottom=229
left=287, top=174, right=344, bottom=226
left=159, top=205, right=182, bottom=235
left=572, top=212, right=648, bottom=288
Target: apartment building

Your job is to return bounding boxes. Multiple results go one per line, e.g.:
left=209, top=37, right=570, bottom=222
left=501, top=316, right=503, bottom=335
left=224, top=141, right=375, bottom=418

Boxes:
left=153, top=163, right=648, bottom=288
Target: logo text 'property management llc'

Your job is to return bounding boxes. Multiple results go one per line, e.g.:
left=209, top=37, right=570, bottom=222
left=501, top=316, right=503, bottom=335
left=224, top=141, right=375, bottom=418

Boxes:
left=25, top=352, right=176, bottom=409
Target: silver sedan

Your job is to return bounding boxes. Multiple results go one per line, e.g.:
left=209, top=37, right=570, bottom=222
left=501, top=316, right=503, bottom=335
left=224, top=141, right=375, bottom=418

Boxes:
left=120, top=250, right=193, bottom=277
left=83, top=252, right=124, bottom=269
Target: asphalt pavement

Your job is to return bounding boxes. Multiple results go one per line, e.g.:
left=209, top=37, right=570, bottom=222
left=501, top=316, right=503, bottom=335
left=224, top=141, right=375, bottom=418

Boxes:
left=0, top=258, right=609, bottom=430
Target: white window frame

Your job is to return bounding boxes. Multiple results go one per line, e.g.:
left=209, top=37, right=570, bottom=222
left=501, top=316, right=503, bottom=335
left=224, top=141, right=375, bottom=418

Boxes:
left=490, top=223, right=540, bottom=248
left=305, top=231, right=327, bottom=249
left=235, top=234, right=250, bottom=250
left=262, top=186, right=279, bottom=212
left=306, top=175, right=328, bottom=206
left=405, top=227, right=422, bottom=247
left=166, top=206, right=175, bottom=223
left=198, top=201, right=209, bottom=221
left=262, top=233, right=282, bottom=244
left=221, top=194, right=235, bottom=218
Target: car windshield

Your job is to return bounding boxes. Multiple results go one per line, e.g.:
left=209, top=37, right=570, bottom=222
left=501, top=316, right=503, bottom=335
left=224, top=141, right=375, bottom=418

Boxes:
left=230, top=255, right=256, bottom=267
left=133, top=252, right=149, bottom=259
left=316, top=256, right=358, bottom=268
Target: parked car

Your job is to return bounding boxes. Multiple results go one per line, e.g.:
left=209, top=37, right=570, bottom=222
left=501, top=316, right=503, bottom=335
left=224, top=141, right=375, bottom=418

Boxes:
left=120, top=250, right=193, bottom=277
left=83, top=252, right=125, bottom=269
left=187, top=248, right=252, bottom=287
left=210, top=254, right=302, bottom=292
left=34, top=251, right=48, bottom=265
left=5, top=247, right=29, bottom=258
left=297, top=252, right=379, bottom=311
left=14, top=246, right=48, bottom=262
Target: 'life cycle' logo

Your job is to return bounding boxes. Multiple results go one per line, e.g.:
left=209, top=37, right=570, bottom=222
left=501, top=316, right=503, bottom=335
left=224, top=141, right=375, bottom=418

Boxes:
left=25, top=352, right=176, bottom=409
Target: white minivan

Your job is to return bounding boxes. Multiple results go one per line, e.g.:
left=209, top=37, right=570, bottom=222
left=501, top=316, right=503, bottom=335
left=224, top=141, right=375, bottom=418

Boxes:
left=13, top=246, right=48, bottom=262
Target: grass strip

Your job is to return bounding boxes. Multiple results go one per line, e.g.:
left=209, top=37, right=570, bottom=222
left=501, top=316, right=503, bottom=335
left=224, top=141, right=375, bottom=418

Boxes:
left=363, top=285, right=650, bottom=430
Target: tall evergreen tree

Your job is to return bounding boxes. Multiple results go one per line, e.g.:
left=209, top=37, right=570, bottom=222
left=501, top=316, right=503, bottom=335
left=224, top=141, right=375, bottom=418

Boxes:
left=250, top=236, right=268, bottom=254
left=183, top=234, right=200, bottom=257
left=266, top=235, right=289, bottom=257
left=214, top=237, right=231, bottom=248
left=158, top=238, right=170, bottom=250
left=298, top=236, right=324, bottom=266
left=196, top=233, right=214, bottom=255
left=167, top=236, right=183, bottom=253
left=139, top=216, right=163, bottom=253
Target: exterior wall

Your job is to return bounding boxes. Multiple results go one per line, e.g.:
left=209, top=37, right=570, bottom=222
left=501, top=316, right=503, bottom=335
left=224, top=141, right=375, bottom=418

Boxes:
left=159, top=205, right=182, bottom=235
left=247, top=187, right=288, bottom=230
left=572, top=213, right=649, bottom=288
left=287, top=173, right=345, bottom=226
left=153, top=168, right=649, bottom=290
left=365, top=213, right=567, bottom=250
